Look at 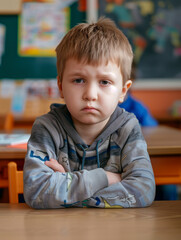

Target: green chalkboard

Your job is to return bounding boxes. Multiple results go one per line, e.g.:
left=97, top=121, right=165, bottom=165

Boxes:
left=99, top=0, right=181, bottom=79
left=0, top=2, right=85, bottom=79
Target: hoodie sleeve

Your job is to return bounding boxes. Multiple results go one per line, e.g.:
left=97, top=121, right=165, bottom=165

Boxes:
left=87, top=122, right=155, bottom=208
left=23, top=118, right=108, bottom=209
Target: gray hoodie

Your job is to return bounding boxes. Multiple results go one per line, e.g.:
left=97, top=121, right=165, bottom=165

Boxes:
left=23, top=104, right=155, bottom=208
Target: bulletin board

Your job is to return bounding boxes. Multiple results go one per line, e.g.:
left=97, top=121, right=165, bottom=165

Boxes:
left=0, top=1, right=85, bottom=79
left=18, top=1, right=70, bottom=57
left=99, top=0, right=181, bottom=80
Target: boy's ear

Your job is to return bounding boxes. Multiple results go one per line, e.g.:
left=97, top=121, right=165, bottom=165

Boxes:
left=57, top=76, right=64, bottom=98
left=119, top=80, right=132, bottom=103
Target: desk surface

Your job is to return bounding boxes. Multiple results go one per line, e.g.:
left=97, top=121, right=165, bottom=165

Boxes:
left=0, top=126, right=181, bottom=159
left=0, top=201, right=181, bottom=240
left=142, top=125, right=181, bottom=155
left=0, top=146, right=26, bottom=159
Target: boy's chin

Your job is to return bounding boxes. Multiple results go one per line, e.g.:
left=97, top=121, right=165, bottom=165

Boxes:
left=74, top=119, right=99, bottom=125
left=73, top=116, right=109, bottom=126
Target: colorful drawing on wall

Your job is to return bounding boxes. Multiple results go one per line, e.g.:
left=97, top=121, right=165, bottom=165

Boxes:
left=99, top=0, right=181, bottom=79
left=18, top=0, right=77, bottom=57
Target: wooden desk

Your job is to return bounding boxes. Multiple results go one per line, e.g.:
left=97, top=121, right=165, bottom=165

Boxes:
left=0, top=126, right=181, bottom=188
left=155, top=114, right=181, bottom=129
left=142, top=126, right=181, bottom=155
left=0, top=146, right=26, bottom=188
left=0, top=146, right=26, bottom=160
left=0, top=201, right=181, bottom=240
left=142, top=126, right=181, bottom=185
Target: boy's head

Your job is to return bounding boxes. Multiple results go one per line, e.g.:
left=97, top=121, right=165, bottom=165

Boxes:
left=56, top=18, right=133, bottom=84
left=56, top=18, right=133, bottom=141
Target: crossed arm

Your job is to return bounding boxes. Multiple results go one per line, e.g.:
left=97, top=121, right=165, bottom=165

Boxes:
left=45, top=158, right=121, bottom=186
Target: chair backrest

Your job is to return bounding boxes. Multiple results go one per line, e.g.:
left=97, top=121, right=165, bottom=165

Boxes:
left=0, top=113, right=14, bottom=133
left=8, top=162, right=23, bottom=203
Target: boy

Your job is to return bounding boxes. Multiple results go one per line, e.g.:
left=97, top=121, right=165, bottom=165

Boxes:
left=23, top=18, right=155, bottom=209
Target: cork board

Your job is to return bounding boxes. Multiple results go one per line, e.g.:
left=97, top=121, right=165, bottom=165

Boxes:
left=0, top=0, right=22, bottom=14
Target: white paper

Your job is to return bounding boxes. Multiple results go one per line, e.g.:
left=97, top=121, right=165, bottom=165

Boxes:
left=0, top=133, right=30, bottom=146
left=0, top=80, right=16, bottom=98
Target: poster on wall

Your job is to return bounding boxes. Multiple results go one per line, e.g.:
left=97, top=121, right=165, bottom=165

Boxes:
left=99, top=0, right=181, bottom=79
left=18, top=0, right=77, bottom=57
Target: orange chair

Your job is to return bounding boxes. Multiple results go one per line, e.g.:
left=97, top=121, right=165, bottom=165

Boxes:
left=0, top=113, right=14, bottom=133
left=8, top=162, right=23, bottom=203
left=0, top=113, right=14, bottom=189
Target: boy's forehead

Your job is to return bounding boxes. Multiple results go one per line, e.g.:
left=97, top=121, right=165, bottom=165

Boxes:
left=66, top=57, right=120, bottom=69
left=63, top=58, right=123, bottom=81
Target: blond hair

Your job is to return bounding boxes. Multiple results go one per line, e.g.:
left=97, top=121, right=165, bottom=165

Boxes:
left=56, top=18, right=133, bottom=83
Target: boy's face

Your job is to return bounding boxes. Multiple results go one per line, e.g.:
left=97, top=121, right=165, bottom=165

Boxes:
left=58, top=58, right=131, bottom=129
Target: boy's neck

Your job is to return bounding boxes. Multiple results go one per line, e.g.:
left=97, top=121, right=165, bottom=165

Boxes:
left=73, top=120, right=109, bottom=146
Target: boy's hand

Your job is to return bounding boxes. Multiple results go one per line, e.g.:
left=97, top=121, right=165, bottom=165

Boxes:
left=105, top=171, right=121, bottom=186
left=45, top=159, right=66, bottom=173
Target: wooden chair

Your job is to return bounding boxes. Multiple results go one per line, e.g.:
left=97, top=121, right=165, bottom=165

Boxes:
left=0, top=113, right=14, bottom=190
left=0, top=113, right=14, bottom=133
left=8, top=162, right=23, bottom=203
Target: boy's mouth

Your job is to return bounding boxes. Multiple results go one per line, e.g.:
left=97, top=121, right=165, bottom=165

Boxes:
left=82, top=106, right=98, bottom=112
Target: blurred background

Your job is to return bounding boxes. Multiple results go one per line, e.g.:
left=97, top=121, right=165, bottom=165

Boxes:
left=0, top=0, right=181, bottom=202
left=0, top=0, right=181, bottom=131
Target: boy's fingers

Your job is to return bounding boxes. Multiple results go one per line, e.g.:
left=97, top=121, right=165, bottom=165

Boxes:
left=45, top=158, right=57, bottom=166
left=45, top=159, right=66, bottom=173
left=49, top=158, right=57, bottom=162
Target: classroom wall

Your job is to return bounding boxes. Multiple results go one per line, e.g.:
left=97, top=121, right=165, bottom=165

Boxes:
left=132, top=89, right=181, bottom=118
left=0, top=1, right=181, bottom=125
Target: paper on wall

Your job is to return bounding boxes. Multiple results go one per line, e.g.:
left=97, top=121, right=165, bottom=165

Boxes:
left=0, top=80, right=16, bottom=98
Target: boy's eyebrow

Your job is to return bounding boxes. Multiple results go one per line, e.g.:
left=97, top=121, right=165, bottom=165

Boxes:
left=96, top=72, right=117, bottom=79
left=66, top=71, right=84, bottom=77
left=67, top=72, right=117, bottom=80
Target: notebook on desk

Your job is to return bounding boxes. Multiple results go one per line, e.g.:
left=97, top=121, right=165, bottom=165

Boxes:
left=0, top=134, right=30, bottom=146
left=7, top=143, right=27, bottom=149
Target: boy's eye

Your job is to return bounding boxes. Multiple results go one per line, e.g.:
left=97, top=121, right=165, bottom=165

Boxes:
left=73, top=78, right=84, bottom=84
left=100, top=80, right=111, bottom=86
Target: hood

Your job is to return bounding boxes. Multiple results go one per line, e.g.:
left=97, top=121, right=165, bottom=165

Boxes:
left=49, top=103, right=134, bottom=150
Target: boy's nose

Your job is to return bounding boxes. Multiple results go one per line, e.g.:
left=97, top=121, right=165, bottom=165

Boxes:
left=82, top=83, right=98, bottom=101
